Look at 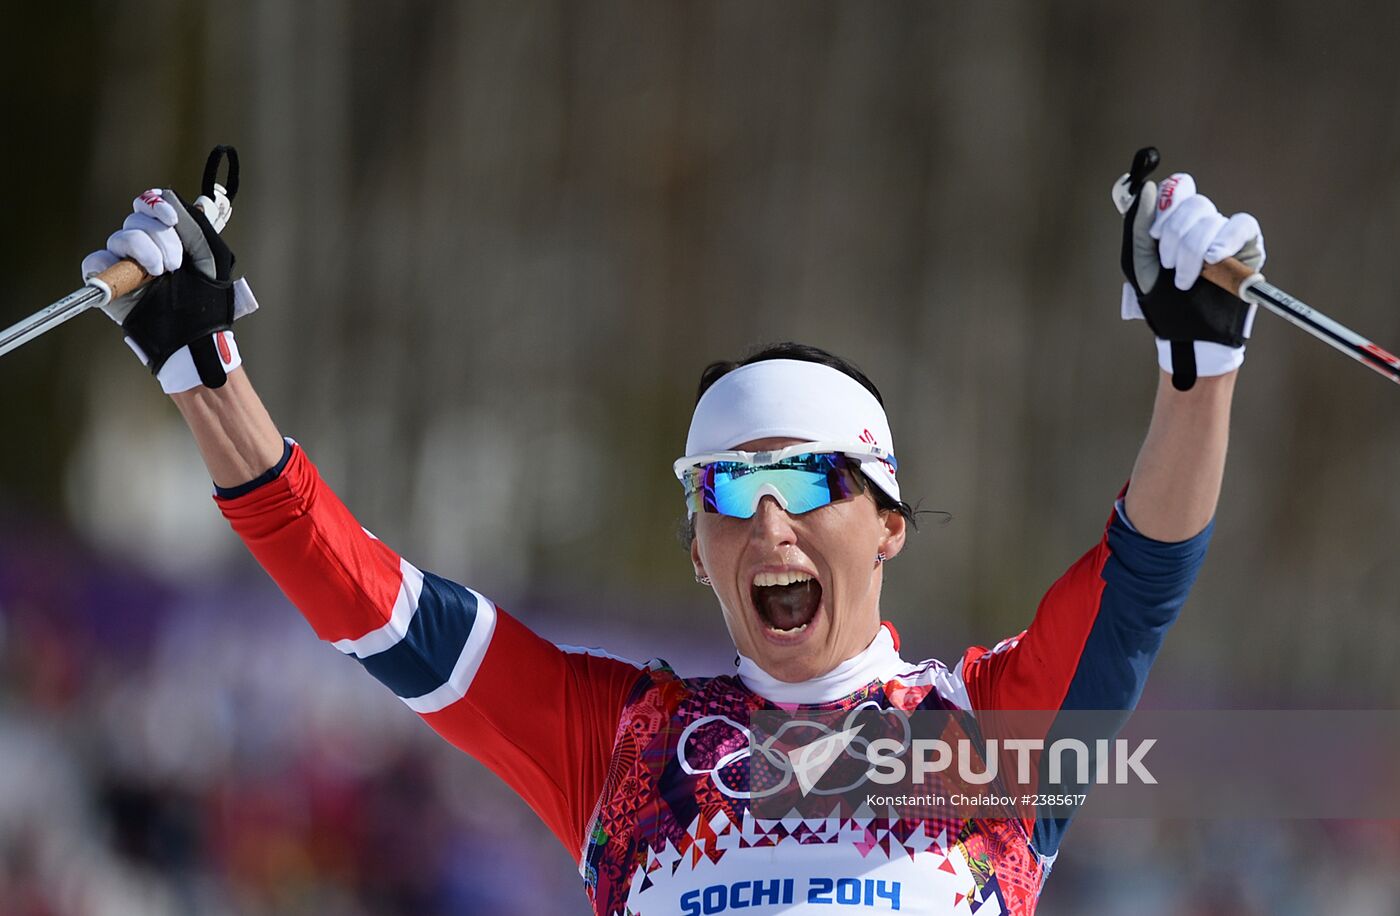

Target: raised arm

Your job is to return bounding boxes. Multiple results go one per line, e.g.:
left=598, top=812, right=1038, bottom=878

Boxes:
left=82, top=182, right=649, bottom=862
left=953, top=163, right=1263, bottom=860
left=76, top=184, right=283, bottom=486
left=1115, top=166, right=1263, bottom=541
left=170, top=366, right=286, bottom=488
left=955, top=167, right=1261, bottom=699
left=1123, top=369, right=1236, bottom=541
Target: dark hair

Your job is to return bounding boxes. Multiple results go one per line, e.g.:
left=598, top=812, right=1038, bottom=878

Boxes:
left=682, top=341, right=923, bottom=543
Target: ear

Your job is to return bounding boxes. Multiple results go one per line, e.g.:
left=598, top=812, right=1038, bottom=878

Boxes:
left=878, top=505, right=908, bottom=561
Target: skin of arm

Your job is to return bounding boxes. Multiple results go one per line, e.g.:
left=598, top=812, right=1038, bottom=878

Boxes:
left=1122, top=367, right=1238, bottom=542
left=170, top=366, right=286, bottom=488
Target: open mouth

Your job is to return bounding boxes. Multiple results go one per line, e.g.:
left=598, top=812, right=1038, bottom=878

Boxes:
left=751, top=570, right=822, bottom=636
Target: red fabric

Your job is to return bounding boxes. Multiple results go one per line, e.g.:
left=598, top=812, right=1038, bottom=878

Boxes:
left=958, top=509, right=1115, bottom=712
left=216, top=445, right=403, bottom=644
left=215, top=444, right=646, bottom=860
left=423, top=612, right=645, bottom=859
left=880, top=620, right=900, bottom=651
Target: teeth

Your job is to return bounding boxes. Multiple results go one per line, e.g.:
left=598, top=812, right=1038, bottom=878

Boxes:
left=753, top=570, right=814, bottom=588
left=767, top=622, right=810, bottom=635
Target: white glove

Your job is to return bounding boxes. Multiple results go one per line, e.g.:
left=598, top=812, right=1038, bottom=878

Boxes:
left=1115, top=172, right=1266, bottom=378
left=81, top=186, right=257, bottom=393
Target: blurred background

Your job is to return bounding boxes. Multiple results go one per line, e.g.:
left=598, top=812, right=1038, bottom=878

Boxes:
left=3, top=1, right=1399, bottom=913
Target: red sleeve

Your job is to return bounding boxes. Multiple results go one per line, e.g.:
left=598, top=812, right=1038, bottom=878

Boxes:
left=957, top=492, right=1213, bottom=860
left=957, top=530, right=1111, bottom=712
left=424, top=613, right=648, bottom=861
left=957, top=491, right=1211, bottom=713
left=216, top=442, right=647, bottom=860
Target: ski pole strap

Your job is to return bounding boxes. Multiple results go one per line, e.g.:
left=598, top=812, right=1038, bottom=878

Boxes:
left=202, top=145, right=239, bottom=201
left=1126, top=146, right=1160, bottom=196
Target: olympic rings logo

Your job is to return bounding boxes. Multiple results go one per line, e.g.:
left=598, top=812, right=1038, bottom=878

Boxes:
left=676, top=702, right=913, bottom=800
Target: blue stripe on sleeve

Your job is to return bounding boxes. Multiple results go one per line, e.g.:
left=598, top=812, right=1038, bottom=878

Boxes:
left=214, top=437, right=294, bottom=499
left=356, top=572, right=479, bottom=700
left=1033, top=508, right=1213, bottom=862
left=1060, top=509, right=1213, bottom=711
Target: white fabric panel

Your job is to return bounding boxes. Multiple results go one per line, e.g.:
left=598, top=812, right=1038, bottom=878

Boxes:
left=330, top=558, right=425, bottom=658
left=403, top=591, right=499, bottom=715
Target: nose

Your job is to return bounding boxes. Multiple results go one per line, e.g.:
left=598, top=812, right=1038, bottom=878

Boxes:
left=749, top=495, right=798, bottom=547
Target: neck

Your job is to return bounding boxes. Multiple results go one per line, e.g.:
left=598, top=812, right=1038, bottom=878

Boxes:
left=736, top=624, right=904, bottom=704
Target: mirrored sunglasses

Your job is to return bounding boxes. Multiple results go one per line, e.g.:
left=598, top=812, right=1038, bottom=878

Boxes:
left=678, top=450, right=873, bottom=519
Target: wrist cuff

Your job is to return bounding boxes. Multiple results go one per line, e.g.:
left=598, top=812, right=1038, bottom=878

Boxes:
left=1155, top=338, right=1246, bottom=377
left=214, top=437, right=294, bottom=499
left=157, top=331, right=241, bottom=394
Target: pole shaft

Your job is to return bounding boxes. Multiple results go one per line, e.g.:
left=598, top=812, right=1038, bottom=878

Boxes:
left=1244, top=279, right=1400, bottom=384
left=0, top=259, right=147, bottom=359
left=1202, top=256, right=1400, bottom=387
left=0, top=286, right=106, bottom=358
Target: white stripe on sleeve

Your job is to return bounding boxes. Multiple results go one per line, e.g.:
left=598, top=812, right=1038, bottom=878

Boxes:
left=330, top=558, right=425, bottom=659
left=403, top=591, right=499, bottom=715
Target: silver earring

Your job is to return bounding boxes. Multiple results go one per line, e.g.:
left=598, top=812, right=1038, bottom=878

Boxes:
left=696, top=574, right=712, bottom=586
left=875, top=552, right=887, bottom=566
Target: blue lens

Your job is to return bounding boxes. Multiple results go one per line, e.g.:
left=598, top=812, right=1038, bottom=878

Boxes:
left=684, top=453, right=859, bottom=518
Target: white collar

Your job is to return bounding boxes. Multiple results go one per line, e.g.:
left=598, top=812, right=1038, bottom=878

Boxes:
left=736, top=624, right=906, bottom=705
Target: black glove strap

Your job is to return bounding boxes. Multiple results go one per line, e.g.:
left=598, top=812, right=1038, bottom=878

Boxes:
left=1170, top=341, right=1196, bottom=391
left=188, top=334, right=229, bottom=389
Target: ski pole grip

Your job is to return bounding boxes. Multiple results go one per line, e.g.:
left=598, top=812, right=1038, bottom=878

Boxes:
left=84, top=164, right=237, bottom=305
left=1202, top=257, right=1262, bottom=299
left=93, top=258, right=150, bottom=301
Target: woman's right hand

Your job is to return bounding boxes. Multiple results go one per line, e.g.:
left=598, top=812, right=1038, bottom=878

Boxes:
left=80, top=185, right=256, bottom=392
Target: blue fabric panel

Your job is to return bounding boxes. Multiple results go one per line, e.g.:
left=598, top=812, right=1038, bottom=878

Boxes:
left=1033, top=508, right=1213, bottom=861
left=357, top=572, right=478, bottom=699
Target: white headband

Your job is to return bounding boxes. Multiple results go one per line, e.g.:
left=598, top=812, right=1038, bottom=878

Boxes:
left=681, top=358, right=900, bottom=503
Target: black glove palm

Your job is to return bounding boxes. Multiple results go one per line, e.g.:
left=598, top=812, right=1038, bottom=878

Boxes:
left=1120, top=186, right=1252, bottom=391
left=121, top=189, right=238, bottom=388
